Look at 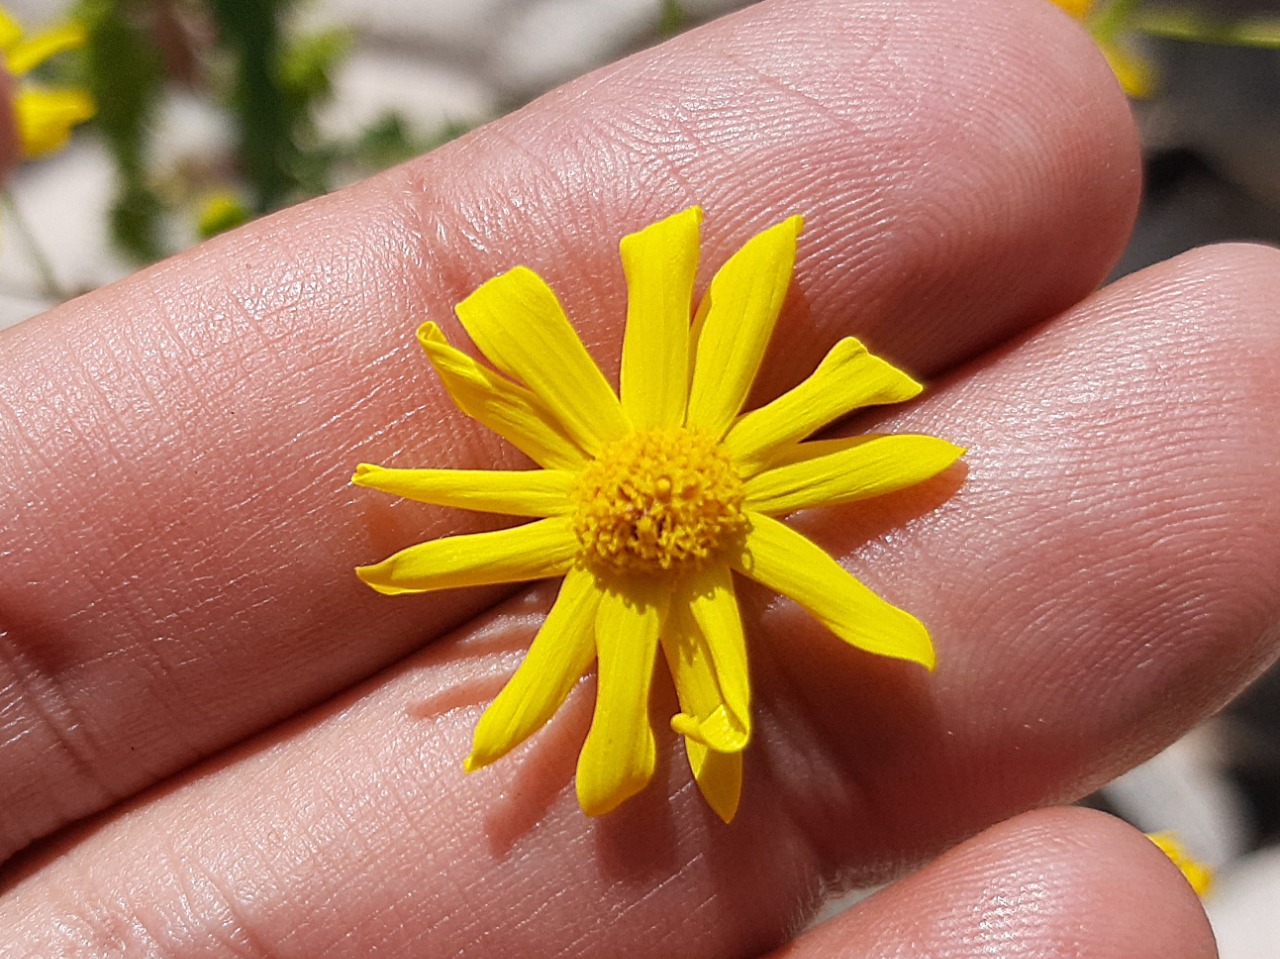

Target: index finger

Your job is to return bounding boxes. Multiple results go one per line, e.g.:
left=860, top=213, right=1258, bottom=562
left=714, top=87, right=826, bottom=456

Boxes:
left=0, top=0, right=1138, bottom=862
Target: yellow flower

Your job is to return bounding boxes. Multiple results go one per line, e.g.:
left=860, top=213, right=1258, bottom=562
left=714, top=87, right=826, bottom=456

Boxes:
left=0, top=6, right=94, bottom=158
left=1148, top=832, right=1214, bottom=896
left=1050, top=0, right=1156, bottom=98
left=354, top=208, right=963, bottom=821
left=196, top=190, right=251, bottom=239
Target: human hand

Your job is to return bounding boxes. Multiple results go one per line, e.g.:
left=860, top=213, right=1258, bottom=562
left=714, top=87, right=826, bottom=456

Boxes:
left=2, top=0, right=1275, bottom=955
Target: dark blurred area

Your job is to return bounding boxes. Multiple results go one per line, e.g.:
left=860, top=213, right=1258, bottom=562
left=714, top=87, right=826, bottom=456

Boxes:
left=1113, top=1, right=1280, bottom=854
left=1117, top=3, right=1280, bottom=275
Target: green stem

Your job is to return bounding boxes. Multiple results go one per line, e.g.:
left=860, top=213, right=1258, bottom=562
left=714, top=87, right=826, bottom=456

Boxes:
left=1091, top=0, right=1145, bottom=44
left=2, top=190, right=68, bottom=301
left=1128, top=9, right=1280, bottom=47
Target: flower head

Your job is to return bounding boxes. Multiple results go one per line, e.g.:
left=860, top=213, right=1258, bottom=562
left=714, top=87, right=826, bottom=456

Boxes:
left=0, top=6, right=94, bottom=158
left=354, top=208, right=963, bottom=821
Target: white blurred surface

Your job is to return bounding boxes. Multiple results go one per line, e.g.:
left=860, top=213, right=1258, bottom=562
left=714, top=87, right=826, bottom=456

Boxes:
left=1102, top=720, right=1251, bottom=869
left=1209, top=845, right=1280, bottom=959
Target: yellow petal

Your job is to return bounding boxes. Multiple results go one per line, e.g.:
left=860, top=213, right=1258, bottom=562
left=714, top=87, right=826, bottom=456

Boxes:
left=744, top=434, right=965, bottom=515
left=355, top=515, right=576, bottom=596
left=0, top=9, right=22, bottom=51
left=1049, top=0, right=1095, bottom=21
left=417, top=322, right=585, bottom=470
left=722, top=337, right=923, bottom=474
left=661, top=598, right=749, bottom=754
left=685, top=740, right=742, bottom=823
left=14, top=87, right=93, bottom=158
left=733, top=512, right=935, bottom=669
left=685, top=215, right=803, bottom=439
left=454, top=267, right=628, bottom=455
left=670, top=707, right=747, bottom=751
left=352, top=463, right=574, bottom=517
left=576, top=579, right=667, bottom=816
left=466, top=567, right=600, bottom=771
left=619, top=206, right=702, bottom=428
left=684, top=562, right=750, bottom=734
left=5, top=21, right=86, bottom=75
left=1101, top=40, right=1157, bottom=98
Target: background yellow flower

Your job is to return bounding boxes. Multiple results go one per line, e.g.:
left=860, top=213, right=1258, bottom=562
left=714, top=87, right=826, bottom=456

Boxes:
left=1149, top=831, right=1214, bottom=896
left=0, top=5, right=94, bottom=158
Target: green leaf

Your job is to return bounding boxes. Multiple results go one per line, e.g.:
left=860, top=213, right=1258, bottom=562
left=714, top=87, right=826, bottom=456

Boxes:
left=73, top=0, right=166, bottom=260
left=657, top=0, right=691, bottom=38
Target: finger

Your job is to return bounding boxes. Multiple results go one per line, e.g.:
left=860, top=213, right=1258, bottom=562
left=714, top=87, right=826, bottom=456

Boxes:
left=2, top=244, right=1272, bottom=958
left=0, top=0, right=1138, bottom=861
left=767, top=808, right=1215, bottom=959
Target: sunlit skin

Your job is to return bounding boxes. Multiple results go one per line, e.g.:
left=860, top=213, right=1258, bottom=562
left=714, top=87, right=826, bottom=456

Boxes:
left=0, top=0, right=1273, bottom=955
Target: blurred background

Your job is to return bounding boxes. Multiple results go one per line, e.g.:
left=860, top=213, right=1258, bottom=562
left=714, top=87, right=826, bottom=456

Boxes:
left=0, top=0, right=749, bottom=321
left=0, top=0, right=1276, bottom=953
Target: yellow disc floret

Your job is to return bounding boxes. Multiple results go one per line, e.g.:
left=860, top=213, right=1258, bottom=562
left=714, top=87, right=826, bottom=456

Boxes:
left=572, top=428, right=746, bottom=575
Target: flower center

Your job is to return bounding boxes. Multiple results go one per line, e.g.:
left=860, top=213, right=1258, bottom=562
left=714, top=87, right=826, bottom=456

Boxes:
left=571, top=427, right=747, bottom=576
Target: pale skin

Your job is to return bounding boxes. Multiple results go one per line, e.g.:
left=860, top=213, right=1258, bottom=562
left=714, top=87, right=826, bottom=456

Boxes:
left=0, top=0, right=1274, bottom=954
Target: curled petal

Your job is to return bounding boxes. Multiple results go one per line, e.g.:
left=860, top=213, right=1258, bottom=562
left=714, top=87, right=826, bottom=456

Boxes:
left=662, top=597, right=749, bottom=754
left=684, top=562, right=750, bottom=735
left=670, top=705, right=747, bottom=753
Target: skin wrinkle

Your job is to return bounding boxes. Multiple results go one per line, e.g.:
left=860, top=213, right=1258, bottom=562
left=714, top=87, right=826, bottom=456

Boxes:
left=407, top=0, right=1131, bottom=371
left=590, top=109, right=705, bottom=226
left=0, top=632, right=113, bottom=850
left=58, top=881, right=167, bottom=959
left=157, top=839, right=265, bottom=959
